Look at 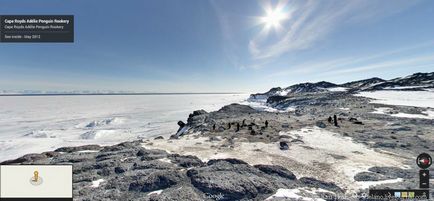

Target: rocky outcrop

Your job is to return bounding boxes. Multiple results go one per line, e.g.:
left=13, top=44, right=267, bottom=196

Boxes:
left=3, top=141, right=347, bottom=200
left=250, top=72, right=434, bottom=104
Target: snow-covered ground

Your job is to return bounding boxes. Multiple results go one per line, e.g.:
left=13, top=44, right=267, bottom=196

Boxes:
left=240, top=99, right=295, bottom=113
left=0, top=94, right=248, bottom=161
left=266, top=187, right=329, bottom=201
left=358, top=90, right=434, bottom=119
left=327, top=87, right=348, bottom=92
left=143, top=127, right=405, bottom=193
left=356, top=90, right=434, bottom=108
left=372, top=107, right=434, bottom=119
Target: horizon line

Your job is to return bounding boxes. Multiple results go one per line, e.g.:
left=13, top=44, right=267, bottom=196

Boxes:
left=0, top=92, right=245, bottom=97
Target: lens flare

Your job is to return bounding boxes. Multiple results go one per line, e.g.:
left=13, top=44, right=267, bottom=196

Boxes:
left=261, top=7, right=287, bottom=29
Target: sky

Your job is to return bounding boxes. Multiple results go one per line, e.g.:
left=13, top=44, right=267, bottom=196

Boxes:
left=0, top=0, right=433, bottom=93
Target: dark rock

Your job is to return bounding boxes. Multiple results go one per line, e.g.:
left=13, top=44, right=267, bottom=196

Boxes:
left=146, top=185, right=204, bottom=201
left=189, top=110, right=208, bottom=118
left=279, top=141, right=289, bottom=150
left=0, top=153, right=47, bottom=165
left=299, top=177, right=343, bottom=193
left=353, top=121, right=363, bottom=125
left=290, top=139, right=304, bottom=144
left=349, top=117, right=358, bottom=122
left=177, top=121, right=186, bottom=128
left=208, top=136, right=221, bottom=142
left=217, top=104, right=258, bottom=114
left=279, top=135, right=291, bottom=139
left=316, top=121, right=327, bottom=128
left=354, top=172, right=388, bottom=181
left=368, top=166, right=412, bottom=179
left=168, top=154, right=204, bottom=168
left=207, top=158, right=248, bottom=166
left=114, top=164, right=130, bottom=174
left=328, top=154, right=346, bottom=160
left=133, top=160, right=175, bottom=170
left=169, top=135, right=179, bottom=139
left=101, top=141, right=142, bottom=152
left=137, top=148, right=167, bottom=158
left=55, top=144, right=101, bottom=153
left=254, top=165, right=296, bottom=180
left=128, top=170, right=185, bottom=192
left=97, top=167, right=112, bottom=176
left=42, top=151, right=62, bottom=158
left=52, top=152, right=95, bottom=163
left=154, top=136, right=164, bottom=140
left=189, top=170, right=276, bottom=200
left=373, top=142, right=397, bottom=149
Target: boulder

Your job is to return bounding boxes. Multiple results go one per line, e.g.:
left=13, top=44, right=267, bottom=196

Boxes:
left=254, top=165, right=296, bottom=180
left=299, top=177, right=343, bottom=193
left=128, top=170, right=185, bottom=192
left=188, top=170, right=276, bottom=200
left=279, top=142, right=289, bottom=150
left=316, top=121, right=327, bottom=128
left=168, top=154, right=204, bottom=168
left=354, top=172, right=387, bottom=181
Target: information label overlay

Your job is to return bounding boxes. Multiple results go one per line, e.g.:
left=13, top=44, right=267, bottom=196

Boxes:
left=0, top=15, right=74, bottom=43
left=0, top=165, right=73, bottom=201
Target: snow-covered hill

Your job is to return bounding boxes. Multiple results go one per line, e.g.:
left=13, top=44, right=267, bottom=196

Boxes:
left=249, top=72, right=434, bottom=101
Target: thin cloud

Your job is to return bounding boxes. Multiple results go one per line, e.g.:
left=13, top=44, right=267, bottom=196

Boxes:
left=268, top=41, right=434, bottom=77
left=250, top=0, right=421, bottom=64
left=325, top=54, right=434, bottom=75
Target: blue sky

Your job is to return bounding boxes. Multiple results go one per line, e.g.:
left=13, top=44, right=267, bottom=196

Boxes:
left=1, top=0, right=433, bottom=93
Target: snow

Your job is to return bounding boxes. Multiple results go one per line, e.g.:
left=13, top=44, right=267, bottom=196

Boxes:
left=242, top=99, right=295, bottom=113
left=266, top=188, right=329, bottom=200
left=356, top=178, right=403, bottom=189
left=77, top=150, right=100, bottom=153
left=147, top=190, right=163, bottom=196
left=327, top=87, right=348, bottom=92
left=371, top=107, right=393, bottom=114
left=158, top=158, right=172, bottom=163
left=0, top=94, right=248, bottom=161
left=372, top=107, right=434, bottom=119
left=356, top=91, right=434, bottom=108
left=143, top=127, right=405, bottom=193
left=266, top=189, right=305, bottom=200
left=392, top=112, right=434, bottom=119
left=277, top=89, right=291, bottom=96
left=90, top=179, right=105, bottom=188
left=383, top=85, right=427, bottom=90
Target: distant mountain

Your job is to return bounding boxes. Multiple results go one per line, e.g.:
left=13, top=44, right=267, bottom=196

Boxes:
left=367, top=72, right=434, bottom=90
left=249, top=82, right=338, bottom=100
left=284, top=81, right=338, bottom=93
left=340, top=77, right=385, bottom=90
left=249, top=72, right=434, bottom=101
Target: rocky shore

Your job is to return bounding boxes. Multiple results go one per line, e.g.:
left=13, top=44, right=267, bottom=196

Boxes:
left=2, top=72, right=433, bottom=200
left=1, top=141, right=343, bottom=201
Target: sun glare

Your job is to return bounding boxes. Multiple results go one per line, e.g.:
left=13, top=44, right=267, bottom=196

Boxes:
left=261, top=7, right=287, bottom=30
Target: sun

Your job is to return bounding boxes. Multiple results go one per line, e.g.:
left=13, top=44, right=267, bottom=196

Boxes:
left=260, top=7, right=287, bottom=30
